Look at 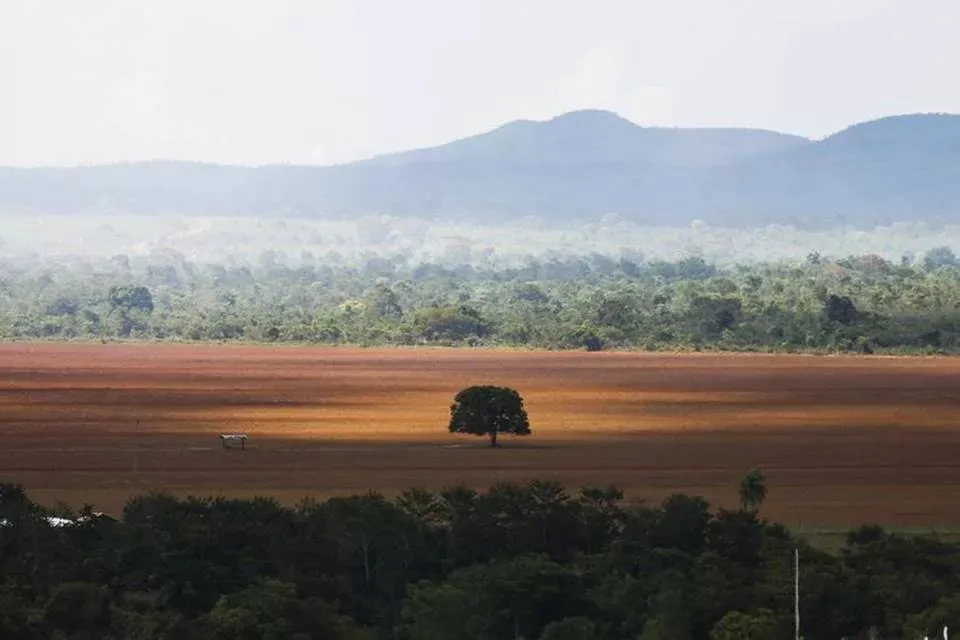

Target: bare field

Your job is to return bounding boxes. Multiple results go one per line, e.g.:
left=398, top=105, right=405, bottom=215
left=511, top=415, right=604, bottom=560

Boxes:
left=2, top=343, right=960, bottom=528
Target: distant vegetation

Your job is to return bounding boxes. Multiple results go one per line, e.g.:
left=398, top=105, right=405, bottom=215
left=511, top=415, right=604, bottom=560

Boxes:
left=7, top=213, right=960, bottom=269
left=2, top=476, right=959, bottom=639
left=3, top=244, right=960, bottom=354
left=3, top=110, right=960, bottom=227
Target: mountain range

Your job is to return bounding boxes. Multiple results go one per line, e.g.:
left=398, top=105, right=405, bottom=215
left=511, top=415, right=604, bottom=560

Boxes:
left=2, top=109, right=960, bottom=228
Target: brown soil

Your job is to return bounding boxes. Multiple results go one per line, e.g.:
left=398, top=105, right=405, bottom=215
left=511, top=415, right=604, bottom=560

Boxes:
left=2, top=342, right=959, bottom=528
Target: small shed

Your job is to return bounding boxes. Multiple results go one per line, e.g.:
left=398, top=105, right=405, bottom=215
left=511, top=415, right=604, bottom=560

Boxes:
left=219, top=433, right=249, bottom=450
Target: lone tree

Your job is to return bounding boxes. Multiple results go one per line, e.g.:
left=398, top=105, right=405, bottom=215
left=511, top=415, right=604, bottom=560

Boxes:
left=738, top=467, right=768, bottom=513
left=448, top=385, right=531, bottom=447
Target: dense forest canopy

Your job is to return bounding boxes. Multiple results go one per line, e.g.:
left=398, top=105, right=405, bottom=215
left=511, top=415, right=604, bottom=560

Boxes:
left=1, top=478, right=958, bottom=639
left=2, top=241, right=960, bottom=353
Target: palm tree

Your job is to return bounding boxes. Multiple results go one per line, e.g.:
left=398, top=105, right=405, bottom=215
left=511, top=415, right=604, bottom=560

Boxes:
left=739, top=468, right=767, bottom=513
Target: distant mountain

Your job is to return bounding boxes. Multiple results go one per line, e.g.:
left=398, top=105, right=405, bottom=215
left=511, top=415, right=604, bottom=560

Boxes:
left=695, top=114, right=960, bottom=226
left=2, top=110, right=960, bottom=228
left=358, top=110, right=809, bottom=168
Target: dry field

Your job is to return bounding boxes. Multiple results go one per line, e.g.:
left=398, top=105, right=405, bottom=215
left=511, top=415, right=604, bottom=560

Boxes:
left=2, top=342, right=960, bottom=528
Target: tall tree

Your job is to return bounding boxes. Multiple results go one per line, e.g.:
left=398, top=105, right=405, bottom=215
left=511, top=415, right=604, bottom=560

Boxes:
left=709, top=609, right=777, bottom=640
left=738, top=468, right=768, bottom=513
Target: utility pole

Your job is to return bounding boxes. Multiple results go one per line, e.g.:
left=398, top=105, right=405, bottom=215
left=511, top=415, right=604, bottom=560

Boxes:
left=795, top=546, right=800, bottom=640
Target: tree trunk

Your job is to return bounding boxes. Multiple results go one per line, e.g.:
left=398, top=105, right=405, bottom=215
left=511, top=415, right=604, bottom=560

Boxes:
left=490, top=429, right=498, bottom=448
left=360, top=533, right=371, bottom=586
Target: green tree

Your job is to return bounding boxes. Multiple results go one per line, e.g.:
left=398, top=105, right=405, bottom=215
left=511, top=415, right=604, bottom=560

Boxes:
left=400, top=554, right=589, bottom=640
left=205, top=580, right=368, bottom=640
left=363, top=284, right=402, bottom=320
left=709, top=609, right=777, bottom=640
left=448, top=385, right=531, bottom=447
left=577, top=486, right=626, bottom=554
left=825, top=294, right=857, bottom=325
left=0, top=482, right=38, bottom=520
left=738, top=468, right=767, bottom=513
left=539, top=616, right=596, bottom=640
left=108, top=284, right=155, bottom=313
left=41, top=582, right=112, bottom=638
left=651, top=494, right=712, bottom=555
left=412, top=305, right=488, bottom=343
left=0, top=586, right=33, bottom=638
left=923, top=246, right=958, bottom=271
left=686, top=295, right=742, bottom=339
left=108, top=591, right=189, bottom=640
left=902, top=594, right=960, bottom=639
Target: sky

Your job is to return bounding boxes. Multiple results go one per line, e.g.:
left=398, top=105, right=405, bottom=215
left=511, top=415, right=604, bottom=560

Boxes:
left=3, top=0, right=959, bottom=167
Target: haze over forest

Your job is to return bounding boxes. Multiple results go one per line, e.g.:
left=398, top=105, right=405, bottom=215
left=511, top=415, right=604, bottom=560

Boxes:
left=6, top=2, right=960, bottom=268
left=4, top=213, right=960, bottom=272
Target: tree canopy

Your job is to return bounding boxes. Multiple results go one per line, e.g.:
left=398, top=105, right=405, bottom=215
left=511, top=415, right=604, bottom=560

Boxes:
left=1, top=477, right=959, bottom=639
left=4, top=248, right=960, bottom=354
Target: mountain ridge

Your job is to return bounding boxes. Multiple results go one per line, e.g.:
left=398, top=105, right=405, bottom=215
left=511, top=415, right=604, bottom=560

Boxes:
left=2, top=110, right=959, bottom=228
left=356, top=109, right=812, bottom=169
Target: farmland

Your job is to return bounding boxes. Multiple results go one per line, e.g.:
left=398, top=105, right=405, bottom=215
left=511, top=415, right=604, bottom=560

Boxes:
left=2, top=342, right=960, bottom=528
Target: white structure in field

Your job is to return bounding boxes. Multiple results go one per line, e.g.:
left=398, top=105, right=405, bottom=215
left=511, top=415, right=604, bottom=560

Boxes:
left=219, top=433, right=248, bottom=450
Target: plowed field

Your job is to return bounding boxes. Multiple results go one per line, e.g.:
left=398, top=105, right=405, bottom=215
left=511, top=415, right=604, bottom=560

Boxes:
left=2, top=343, right=960, bottom=528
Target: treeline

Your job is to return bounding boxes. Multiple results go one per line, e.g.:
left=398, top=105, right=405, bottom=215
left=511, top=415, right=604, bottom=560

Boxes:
left=3, top=246, right=960, bottom=352
left=1, top=478, right=959, bottom=639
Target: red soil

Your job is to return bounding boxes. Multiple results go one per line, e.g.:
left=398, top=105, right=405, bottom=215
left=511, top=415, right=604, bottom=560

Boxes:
left=2, top=342, right=959, bottom=527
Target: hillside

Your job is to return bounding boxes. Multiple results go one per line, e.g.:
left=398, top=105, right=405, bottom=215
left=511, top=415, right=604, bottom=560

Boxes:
left=2, top=111, right=959, bottom=227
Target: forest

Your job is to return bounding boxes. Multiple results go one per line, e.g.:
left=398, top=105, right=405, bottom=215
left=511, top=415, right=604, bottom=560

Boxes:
left=2, top=243, right=960, bottom=353
left=1, top=475, right=958, bottom=639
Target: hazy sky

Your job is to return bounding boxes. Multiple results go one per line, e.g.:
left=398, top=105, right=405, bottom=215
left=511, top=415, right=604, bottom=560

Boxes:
left=4, top=0, right=958, bottom=167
